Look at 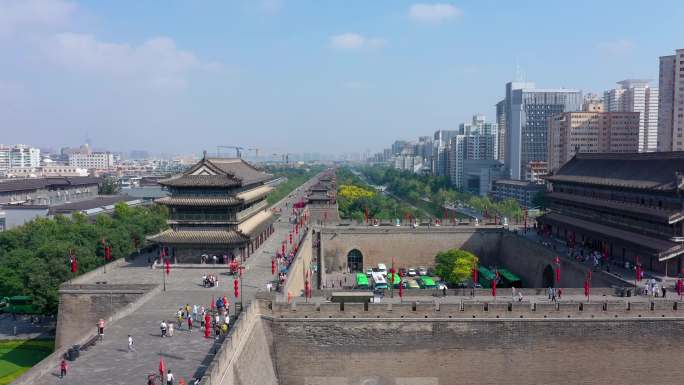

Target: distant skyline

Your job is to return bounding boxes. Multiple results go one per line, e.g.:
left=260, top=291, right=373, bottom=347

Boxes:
left=1, top=0, right=683, bottom=155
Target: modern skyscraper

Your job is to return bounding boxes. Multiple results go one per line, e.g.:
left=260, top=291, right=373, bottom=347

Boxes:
left=0, top=144, right=41, bottom=172
left=448, top=115, right=499, bottom=188
left=547, top=102, right=640, bottom=173
left=604, top=79, right=659, bottom=152
left=658, top=48, right=684, bottom=151
left=432, top=130, right=458, bottom=177
left=503, top=82, right=583, bottom=180
left=495, top=100, right=506, bottom=161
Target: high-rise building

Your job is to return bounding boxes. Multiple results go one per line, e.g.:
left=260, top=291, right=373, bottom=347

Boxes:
left=432, top=130, right=458, bottom=176
left=658, top=48, right=684, bottom=151
left=448, top=116, right=499, bottom=188
left=0, top=144, right=41, bottom=172
left=503, top=82, right=582, bottom=180
left=604, top=79, right=658, bottom=152
left=495, top=100, right=506, bottom=161
left=547, top=103, right=640, bottom=173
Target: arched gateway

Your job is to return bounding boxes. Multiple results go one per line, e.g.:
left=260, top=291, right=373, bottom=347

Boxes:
left=347, top=249, right=363, bottom=272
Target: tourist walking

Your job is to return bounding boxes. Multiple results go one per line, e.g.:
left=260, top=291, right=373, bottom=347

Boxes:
left=97, top=318, right=105, bottom=341
left=193, top=304, right=199, bottom=321
left=160, top=320, right=168, bottom=337
left=167, top=369, right=175, bottom=385
left=187, top=316, right=193, bottom=332
left=128, top=334, right=135, bottom=351
left=59, top=359, right=68, bottom=378
left=168, top=322, right=174, bottom=337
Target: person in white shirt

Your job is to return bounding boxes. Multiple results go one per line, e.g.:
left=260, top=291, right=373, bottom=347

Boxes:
left=127, top=334, right=134, bottom=351
left=166, top=370, right=175, bottom=385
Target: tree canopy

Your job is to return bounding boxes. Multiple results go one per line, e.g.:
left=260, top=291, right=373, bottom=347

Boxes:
left=0, top=203, right=168, bottom=314
left=434, top=249, right=478, bottom=285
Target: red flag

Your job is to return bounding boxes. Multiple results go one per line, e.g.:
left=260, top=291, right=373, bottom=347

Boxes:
left=304, top=280, right=310, bottom=298
left=676, top=279, right=683, bottom=296
left=159, top=357, right=165, bottom=378
left=554, top=256, right=561, bottom=283
left=491, top=278, right=497, bottom=297
left=583, top=280, right=590, bottom=297
left=398, top=271, right=404, bottom=298
left=165, top=258, right=170, bottom=275
left=271, top=259, right=276, bottom=275
left=210, top=295, right=215, bottom=311
left=70, top=257, right=77, bottom=273
left=472, top=267, right=478, bottom=285
left=105, top=246, right=111, bottom=261
left=281, top=242, right=285, bottom=255
left=204, top=313, right=211, bottom=338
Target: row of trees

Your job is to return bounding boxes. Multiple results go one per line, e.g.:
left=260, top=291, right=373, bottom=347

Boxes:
left=0, top=203, right=168, bottom=314
left=336, top=167, right=421, bottom=221
left=361, top=165, right=528, bottom=221
left=264, top=165, right=325, bottom=205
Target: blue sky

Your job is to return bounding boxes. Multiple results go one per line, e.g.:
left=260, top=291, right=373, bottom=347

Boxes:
left=1, top=0, right=683, bottom=156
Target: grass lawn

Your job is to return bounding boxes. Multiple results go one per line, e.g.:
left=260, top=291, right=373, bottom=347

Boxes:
left=0, top=339, right=53, bottom=385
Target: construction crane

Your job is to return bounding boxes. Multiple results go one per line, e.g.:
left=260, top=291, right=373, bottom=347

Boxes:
left=216, top=146, right=244, bottom=158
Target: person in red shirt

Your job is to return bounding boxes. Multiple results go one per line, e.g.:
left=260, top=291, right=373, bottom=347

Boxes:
left=60, top=359, right=68, bottom=378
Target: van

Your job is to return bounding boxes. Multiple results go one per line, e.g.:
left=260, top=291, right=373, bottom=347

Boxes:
left=377, top=263, right=387, bottom=276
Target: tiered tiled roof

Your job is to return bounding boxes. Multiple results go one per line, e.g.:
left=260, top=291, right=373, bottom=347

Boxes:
left=236, top=185, right=274, bottom=204
left=155, top=196, right=242, bottom=207
left=548, top=152, right=684, bottom=191
left=158, top=157, right=272, bottom=188
left=147, top=229, right=248, bottom=245
left=547, top=192, right=684, bottom=224
left=238, top=210, right=277, bottom=239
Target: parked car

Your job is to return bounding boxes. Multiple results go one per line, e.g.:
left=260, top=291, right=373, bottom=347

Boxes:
left=418, top=266, right=428, bottom=276
left=398, top=268, right=407, bottom=276
left=403, top=278, right=420, bottom=289
left=407, top=268, right=417, bottom=277
left=366, top=267, right=374, bottom=277
left=377, top=263, right=387, bottom=276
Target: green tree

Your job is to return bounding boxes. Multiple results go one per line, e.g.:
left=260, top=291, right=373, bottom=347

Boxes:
left=434, top=249, right=478, bottom=285
left=99, top=177, right=121, bottom=195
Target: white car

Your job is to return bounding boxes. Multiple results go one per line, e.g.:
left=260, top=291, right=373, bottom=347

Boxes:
left=407, top=268, right=417, bottom=277
left=418, top=266, right=428, bottom=276
left=377, top=263, right=387, bottom=276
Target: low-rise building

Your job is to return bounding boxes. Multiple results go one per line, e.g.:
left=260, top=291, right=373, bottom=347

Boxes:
left=68, top=152, right=115, bottom=170
left=489, top=179, right=544, bottom=208
left=0, top=176, right=100, bottom=205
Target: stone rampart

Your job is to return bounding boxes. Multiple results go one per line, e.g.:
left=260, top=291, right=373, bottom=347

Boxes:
left=267, top=299, right=684, bottom=320
left=260, top=298, right=684, bottom=385
left=15, top=283, right=160, bottom=385
left=54, top=283, right=158, bottom=349
left=282, top=229, right=313, bottom=300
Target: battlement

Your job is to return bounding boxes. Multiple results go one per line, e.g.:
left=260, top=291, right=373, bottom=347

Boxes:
left=265, top=299, right=684, bottom=320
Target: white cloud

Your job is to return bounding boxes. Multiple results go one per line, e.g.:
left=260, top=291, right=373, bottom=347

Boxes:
left=409, top=3, right=463, bottom=24
left=44, top=33, right=221, bottom=90
left=596, top=39, right=634, bottom=55
left=330, top=33, right=385, bottom=51
left=0, top=0, right=76, bottom=36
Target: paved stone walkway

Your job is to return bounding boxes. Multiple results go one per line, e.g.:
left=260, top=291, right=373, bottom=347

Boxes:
left=33, top=174, right=321, bottom=385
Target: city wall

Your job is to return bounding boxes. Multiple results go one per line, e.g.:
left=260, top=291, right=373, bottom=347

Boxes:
left=264, top=300, right=684, bottom=385
left=320, top=226, right=623, bottom=288
left=282, top=229, right=313, bottom=299
left=15, top=282, right=160, bottom=385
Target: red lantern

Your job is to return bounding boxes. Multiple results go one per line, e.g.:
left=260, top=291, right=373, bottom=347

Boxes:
left=105, top=246, right=111, bottom=261
left=165, top=258, right=170, bottom=275
left=70, top=257, right=78, bottom=273
left=583, top=280, right=590, bottom=297
left=210, top=295, right=215, bottom=311
left=159, top=357, right=166, bottom=378
left=676, top=279, right=683, bottom=297
left=271, top=259, right=276, bottom=275
left=554, top=256, right=561, bottom=283
left=289, top=232, right=293, bottom=245
left=472, top=267, right=478, bottom=285
left=491, top=278, right=497, bottom=297
left=304, top=280, right=310, bottom=298
left=234, top=279, right=239, bottom=298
